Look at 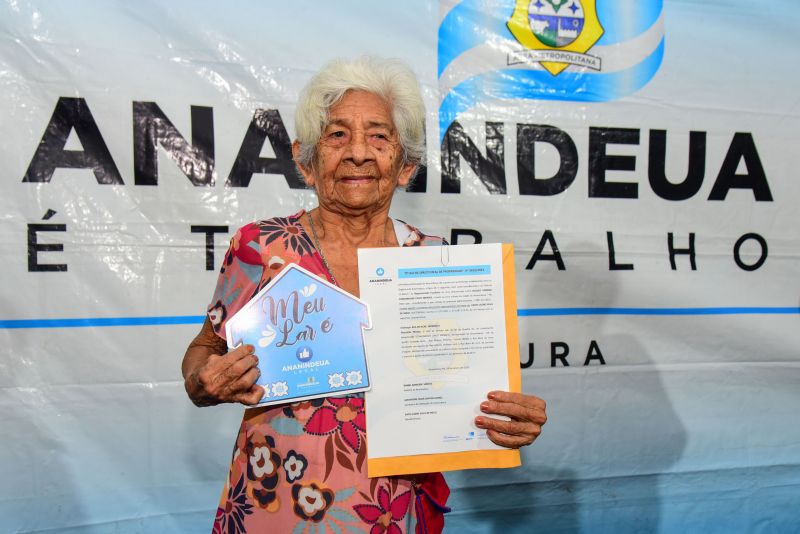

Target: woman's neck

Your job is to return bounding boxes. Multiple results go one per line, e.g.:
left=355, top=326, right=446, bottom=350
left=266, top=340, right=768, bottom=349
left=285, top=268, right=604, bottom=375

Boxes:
left=302, top=206, right=398, bottom=297
left=311, top=206, right=398, bottom=248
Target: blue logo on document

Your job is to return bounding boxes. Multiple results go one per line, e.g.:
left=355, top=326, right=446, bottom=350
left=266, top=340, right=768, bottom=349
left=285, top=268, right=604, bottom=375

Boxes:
left=296, top=346, right=313, bottom=362
left=376, top=267, right=385, bottom=276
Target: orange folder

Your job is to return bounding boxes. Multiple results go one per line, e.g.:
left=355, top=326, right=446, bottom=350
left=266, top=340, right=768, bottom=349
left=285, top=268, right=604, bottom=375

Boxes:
left=367, top=244, right=522, bottom=477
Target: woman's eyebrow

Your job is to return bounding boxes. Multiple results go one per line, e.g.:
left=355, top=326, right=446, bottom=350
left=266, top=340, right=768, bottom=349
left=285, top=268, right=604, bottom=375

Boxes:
left=327, top=117, right=394, bottom=130
left=366, top=120, right=394, bottom=130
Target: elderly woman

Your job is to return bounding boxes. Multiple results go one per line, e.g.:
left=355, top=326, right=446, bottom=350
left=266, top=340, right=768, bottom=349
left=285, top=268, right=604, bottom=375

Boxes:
left=182, top=57, right=547, bottom=533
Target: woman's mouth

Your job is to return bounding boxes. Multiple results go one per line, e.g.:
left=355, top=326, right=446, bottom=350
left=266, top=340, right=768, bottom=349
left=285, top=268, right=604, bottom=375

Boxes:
left=340, top=176, right=375, bottom=185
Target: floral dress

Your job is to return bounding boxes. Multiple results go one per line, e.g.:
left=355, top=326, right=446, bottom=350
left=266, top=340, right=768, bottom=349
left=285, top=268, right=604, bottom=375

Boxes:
left=207, top=210, right=450, bottom=534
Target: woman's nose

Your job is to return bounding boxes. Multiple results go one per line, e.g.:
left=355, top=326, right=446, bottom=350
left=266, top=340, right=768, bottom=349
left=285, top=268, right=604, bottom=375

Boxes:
left=346, top=131, right=371, bottom=164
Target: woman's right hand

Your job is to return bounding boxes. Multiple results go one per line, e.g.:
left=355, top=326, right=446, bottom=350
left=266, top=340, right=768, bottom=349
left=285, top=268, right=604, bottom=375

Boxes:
left=184, top=343, right=264, bottom=407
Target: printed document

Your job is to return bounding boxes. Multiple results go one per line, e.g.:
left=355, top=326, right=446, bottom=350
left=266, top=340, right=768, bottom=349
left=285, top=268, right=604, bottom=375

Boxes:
left=358, top=243, right=521, bottom=476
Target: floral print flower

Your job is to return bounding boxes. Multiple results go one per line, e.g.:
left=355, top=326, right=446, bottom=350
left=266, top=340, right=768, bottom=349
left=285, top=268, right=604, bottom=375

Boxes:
left=229, top=224, right=263, bottom=265
left=304, top=396, right=366, bottom=452
left=258, top=216, right=315, bottom=256
left=260, top=237, right=300, bottom=274
left=213, top=474, right=253, bottom=534
left=283, top=450, right=308, bottom=482
left=208, top=300, right=227, bottom=328
left=250, top=445, right=278, bottom=478
left=244, top=434, right=282, bottom=512
left=282, top=398, right=324, bottom=419
left=403, top=230, right=421, bottom=247
left=353, top=487, right=412, bottom=534
left=298, top=252, right=330, bottom=281
left=291, top=481, right=335, bottom=522
left=266, top=255, right=285, bottom=269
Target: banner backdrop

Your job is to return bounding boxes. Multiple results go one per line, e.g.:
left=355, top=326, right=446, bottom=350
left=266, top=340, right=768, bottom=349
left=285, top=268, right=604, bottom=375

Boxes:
left=2, top=1, right=799, bottom=532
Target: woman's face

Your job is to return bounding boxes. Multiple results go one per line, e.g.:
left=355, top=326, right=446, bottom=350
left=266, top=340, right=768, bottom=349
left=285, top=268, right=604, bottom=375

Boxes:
left=296, top=90, right=416, bottom=216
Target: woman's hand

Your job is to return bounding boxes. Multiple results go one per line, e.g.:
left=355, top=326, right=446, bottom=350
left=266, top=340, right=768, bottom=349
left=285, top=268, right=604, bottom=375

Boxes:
left=474, top=391, right=547, bottom=448
left=184, top=343, right=264, bottom=407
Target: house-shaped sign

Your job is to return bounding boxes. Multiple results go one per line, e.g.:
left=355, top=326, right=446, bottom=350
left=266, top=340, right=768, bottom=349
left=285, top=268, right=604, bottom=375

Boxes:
left=225, top=263, right=372, bottom=407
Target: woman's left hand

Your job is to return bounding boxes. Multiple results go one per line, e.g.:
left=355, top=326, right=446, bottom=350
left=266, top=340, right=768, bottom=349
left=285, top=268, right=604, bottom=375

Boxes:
left=474, top=391, right=547, bottom=448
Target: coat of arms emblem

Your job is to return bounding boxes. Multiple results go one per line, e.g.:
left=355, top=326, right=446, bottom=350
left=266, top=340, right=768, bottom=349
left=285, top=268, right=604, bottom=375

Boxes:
left=507, top=0, right=605, bottom=75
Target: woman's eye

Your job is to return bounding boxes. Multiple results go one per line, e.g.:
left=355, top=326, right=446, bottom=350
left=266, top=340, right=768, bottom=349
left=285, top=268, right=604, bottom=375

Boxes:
left=330, top=131, right=346, bottom=138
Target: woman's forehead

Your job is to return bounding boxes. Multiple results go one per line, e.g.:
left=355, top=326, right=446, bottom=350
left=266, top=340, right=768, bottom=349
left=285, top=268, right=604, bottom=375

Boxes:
left=327, top=90, right=394, bottom=128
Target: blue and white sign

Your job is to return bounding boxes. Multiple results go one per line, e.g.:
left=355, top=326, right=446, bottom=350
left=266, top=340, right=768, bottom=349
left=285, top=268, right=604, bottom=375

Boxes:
left=225, top=264, right=372, bottom=406
left=438, top=0, right=664, bottom=136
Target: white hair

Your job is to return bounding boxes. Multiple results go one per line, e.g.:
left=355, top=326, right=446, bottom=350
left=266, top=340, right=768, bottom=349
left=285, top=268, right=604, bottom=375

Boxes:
left=294, top=56, right=426, bottom=169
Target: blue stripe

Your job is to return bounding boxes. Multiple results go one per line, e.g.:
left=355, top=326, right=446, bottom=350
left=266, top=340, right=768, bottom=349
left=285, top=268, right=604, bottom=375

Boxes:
left=439, top=37, right=664, bottom=139
left=0, top=315, right=206, bottom=329
left=2, top=307, right=797, bottom=329
left=438, top=0, right=516, bottom=77
left=518, top=307, right=800, bottom=317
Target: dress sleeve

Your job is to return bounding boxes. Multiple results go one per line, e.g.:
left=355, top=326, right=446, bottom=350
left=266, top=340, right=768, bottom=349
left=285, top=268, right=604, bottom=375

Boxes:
left=206, top=222, right=267, bottom=340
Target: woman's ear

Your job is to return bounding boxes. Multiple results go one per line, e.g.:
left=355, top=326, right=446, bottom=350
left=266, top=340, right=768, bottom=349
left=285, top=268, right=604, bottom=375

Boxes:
left=292, top=140, right=316, bottom=188
left=396, top=161, right=417, bottom=188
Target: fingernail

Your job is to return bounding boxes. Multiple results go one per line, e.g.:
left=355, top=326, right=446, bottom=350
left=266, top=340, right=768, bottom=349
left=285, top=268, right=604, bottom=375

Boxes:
left=487, top=391, right=497, bottom=400
left=474, top=417, right=486, bottom=428
left=480, top=402, right=490, bottom=412
left=246, top=344, right=255, bottom=353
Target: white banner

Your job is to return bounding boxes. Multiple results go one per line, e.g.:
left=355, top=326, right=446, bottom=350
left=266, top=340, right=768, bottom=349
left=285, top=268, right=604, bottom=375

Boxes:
left=1, top=1, right=798, bottom=532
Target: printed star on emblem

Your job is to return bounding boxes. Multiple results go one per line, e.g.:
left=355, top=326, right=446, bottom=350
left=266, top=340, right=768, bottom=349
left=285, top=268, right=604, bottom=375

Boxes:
left=544, top=0, right=567, bottom=11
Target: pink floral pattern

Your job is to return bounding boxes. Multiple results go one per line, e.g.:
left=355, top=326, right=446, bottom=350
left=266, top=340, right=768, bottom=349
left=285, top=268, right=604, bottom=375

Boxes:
left=244, top=433, right=281, bottom=512
left=213, top=474, right=253, bottom=534
left=282, top=449, right=307, bottom=482
left=304, top=397, right=366, bottom=453
left=207, top=211, right=448, bottom=533
left=354, top=486, right=413, bottom=534
left=291, top=481, right=335, bottom=522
